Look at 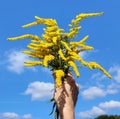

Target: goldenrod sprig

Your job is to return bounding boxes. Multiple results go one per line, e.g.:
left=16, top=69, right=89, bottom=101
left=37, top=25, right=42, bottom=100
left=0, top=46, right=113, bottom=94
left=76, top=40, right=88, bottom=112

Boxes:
left=8, top=12, right=112, bottom=87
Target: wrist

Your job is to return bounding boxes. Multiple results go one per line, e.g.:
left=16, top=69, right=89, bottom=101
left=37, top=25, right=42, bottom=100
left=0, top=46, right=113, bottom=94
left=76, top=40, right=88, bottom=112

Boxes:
left=60, top=107, right=75, bottom=119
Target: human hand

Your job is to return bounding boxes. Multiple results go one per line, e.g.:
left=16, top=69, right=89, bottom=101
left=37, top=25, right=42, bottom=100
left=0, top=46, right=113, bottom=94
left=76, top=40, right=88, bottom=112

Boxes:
left=54, top=72, right=79, bottom=119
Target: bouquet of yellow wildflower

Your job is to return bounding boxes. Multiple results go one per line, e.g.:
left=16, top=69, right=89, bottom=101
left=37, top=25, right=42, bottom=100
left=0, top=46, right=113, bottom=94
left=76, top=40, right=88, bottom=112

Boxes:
left=8, top=12, right=112, bottom=87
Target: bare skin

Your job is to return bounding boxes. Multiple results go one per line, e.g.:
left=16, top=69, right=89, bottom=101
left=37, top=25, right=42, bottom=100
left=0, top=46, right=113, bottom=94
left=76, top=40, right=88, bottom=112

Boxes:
left=54, top=72, right=79, bottom=119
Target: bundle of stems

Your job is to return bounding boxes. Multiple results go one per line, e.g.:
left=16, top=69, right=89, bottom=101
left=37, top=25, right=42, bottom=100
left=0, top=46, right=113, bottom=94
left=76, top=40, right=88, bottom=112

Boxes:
left=8, top=12, right=112, bottom=119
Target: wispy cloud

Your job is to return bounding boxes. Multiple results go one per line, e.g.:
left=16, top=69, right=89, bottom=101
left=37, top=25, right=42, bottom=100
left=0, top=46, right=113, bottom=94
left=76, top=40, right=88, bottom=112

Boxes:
left=2, top=112, right=19, bottom=119
left=79, top=100, right=120, bottom=119
left=78, top=49, right=98, bottom=59
left=79, top=52, right=87, bottom=59
left=81, top=65, right=120, bottom=100
left=109, top=65, right=120, bottom=83
left=41, top=67, right=52, bottom=74
left=81, top=84, right=118, bottom=100
left=0, top=112, right=32, bottom=119
left=91, top=72, right=101, bottom=80
left=22, top=114, right=32, bottom=119
left=81, top=86, right=106, bottom=100
left=6, top=50, right=35, bottom=74
left=24, top=81, right=54, bottom=100
left=99, top=100, right=120, bottom=110
left=79, top=106, right=106, bottom=119
left=91, top=64, right=120, bottom=82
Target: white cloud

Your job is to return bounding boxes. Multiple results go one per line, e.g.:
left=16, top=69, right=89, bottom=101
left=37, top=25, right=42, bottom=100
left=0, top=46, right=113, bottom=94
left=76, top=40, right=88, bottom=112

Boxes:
left=82, top=65, right=120, bottom=100
left=109, top=65, right=120, bottom=83
left=22, top=114, right=32, bottom=119
left=81, top=84, right=118, bottom=100
left=79, top=106, right=106, bottom=119
left=0, top=112, right=33, bottom=119
left=7, top=50, right=35, bottom=74
left=79, top=100, right=120, bottom=119
left=107, top=83, right=120, bottom=92
left=79, top=52, right=87, bottom=59
left=2, top=112, right=19, bottom=119
left=99, top=100, right=120, bottom=110
left=90, top=71, right=109, bottom=81
left=91, top=65, right=120, bottom=82
left=24, top=81, right=54, bottom=100
left=41, top=68, right=52, bottom=74
left=106, top=88, right=118, bottom=95
left=81, top=86, right=106, bottom=100
left=91, top=72, right=101, bottom=79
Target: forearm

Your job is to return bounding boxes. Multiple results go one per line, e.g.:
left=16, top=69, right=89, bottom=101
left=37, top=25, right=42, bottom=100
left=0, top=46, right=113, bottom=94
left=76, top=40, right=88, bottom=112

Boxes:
left=59, top=106, right=75, bottom=119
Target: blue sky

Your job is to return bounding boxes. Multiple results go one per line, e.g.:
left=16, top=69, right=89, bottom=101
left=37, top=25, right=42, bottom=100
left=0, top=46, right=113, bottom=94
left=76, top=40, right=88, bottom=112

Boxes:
left=0, top=0, right=120, bottom=119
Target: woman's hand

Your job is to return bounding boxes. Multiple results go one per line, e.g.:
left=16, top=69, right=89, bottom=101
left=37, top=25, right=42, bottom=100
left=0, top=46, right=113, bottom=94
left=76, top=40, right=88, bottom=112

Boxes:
left=54, top=72, right=79, bottom=119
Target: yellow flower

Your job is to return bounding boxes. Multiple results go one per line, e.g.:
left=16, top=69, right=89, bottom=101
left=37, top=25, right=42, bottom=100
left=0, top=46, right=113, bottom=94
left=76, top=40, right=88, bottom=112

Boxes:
left=44, top=26, right=58, bottom=32
left=76, top=12, right=104, bottom=20
left=54, top=70, right=65, bottom=87
left=24, top=61, right=43, bottom=66
left=22, top=50, right=44, bottom=59
left=70, top=35, right=89, bottom=48
left=67, top=26, right=82, bottom=38
left=22, top=21, right=40, bottom=28
left=58, top=49, right=67, bottom=61
left=8, top=34, right=40, bottom=41
left=43, top=55, right=55, bottom=67
left=44, top=19, right=57, bottom=27
left=86, top=62, right=112, bottom=78
left=61, top=41, right=71, bottom=51
left=67, top=30, right=78, bottom=38
left=68, top=61, right=80, bottom=77
left=22, top=16, right=58, bottom=28
left=42, top=34, right=51, bottom=42
left=75, top=46, right=94, bottom=53
left=52, top=37, right=58, bottom=44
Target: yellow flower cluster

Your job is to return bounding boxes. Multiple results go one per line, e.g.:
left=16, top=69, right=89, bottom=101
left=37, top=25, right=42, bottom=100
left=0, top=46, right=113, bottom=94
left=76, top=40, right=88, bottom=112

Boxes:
left=8, top=12, right=112, bottom=87
left=68, top=61, right=80, bottom=77
left=67, top=12, right=104, bottom=39
left=54, top=70, right=65, bottom=87
left=43, top=55, right=55, bottom=67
